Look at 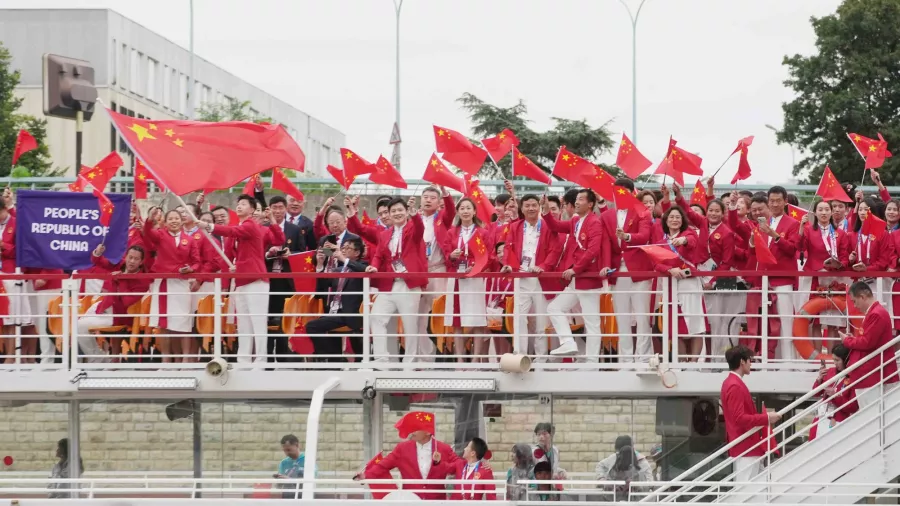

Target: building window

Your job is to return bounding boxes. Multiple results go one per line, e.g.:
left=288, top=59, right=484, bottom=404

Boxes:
left=111, top=39, right=117, bottom=86
left=130, top=49, right=140, bottom=96
left=146, top=58, right=158, bottom=102
left=179, top=74, right=188, bottom=115
left=162, top=65, right=171, bottom=109
left=202, top=85, right=211, bottom=106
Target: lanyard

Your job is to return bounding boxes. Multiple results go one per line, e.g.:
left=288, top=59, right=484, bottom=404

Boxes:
left=857, top=233, right=872, bottom=263
left=574, top=216, right=585, bottom=250
left=666, top=234, right=696, bottom=269
left=458, top=225, right=475, bottom=257
left=521, top=220, right=542, bottom=263
left=462, top=461, right=481, bottom=498
left=707, top=223, right=720, bottom=257
left=424, top=212, right=439, bottom=246
left=820, top=224, right=836, bottom=257
left=391, top=226, right=404, bottom=257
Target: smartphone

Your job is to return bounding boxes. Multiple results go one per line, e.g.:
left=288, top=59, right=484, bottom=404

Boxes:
left=757, top=217, right=766, bottom=225
left=682, top=269, right=692, bottom=278
left=606, top=268, right=617, bottom=277
left=820, top=358, right=826, bottom=367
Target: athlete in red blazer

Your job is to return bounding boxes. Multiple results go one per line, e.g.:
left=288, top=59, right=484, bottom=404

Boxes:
left=600, top=206, right=653, bottom=282
left=842, top=285, right=899, bottom=392
left=721, top=345, right=779, bottom=460
left=443, top=437, right=495, bottom=501
left=368, top=210, right=428, bottom=291
left=542, top=209, right=608, bottom=291
left=502, top=215, right=563, bottom=296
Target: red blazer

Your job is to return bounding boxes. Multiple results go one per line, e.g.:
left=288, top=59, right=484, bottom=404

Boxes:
left=365, top=439, right=462, bottom=500
left=213, top=220, right=285, bottom=287
left=447, top=461, right=496, bottom=501
left=371, top=213, right=428, bottom=291
left=600, top=208, right=653, bottom=282
left=721, top=372, right=770, bottom=458
left=428, top=195, right=458, bottom=268
left=891, top=228, right=900, bottom=269
left=847, top=230, right=896, bottom=271
left=346, top=215, right=386, bottom=263
left=766, top=214, right=801, bottom=288
left=0, top=216, right=16, bottom=273
left=812, top=367, right=859, bottom=425
left=664, top=196, right=712, bottom=266
left=188, top=229, right=229, bottom=274
left=843, top=301, right=899, bottom=390
left=503, top=218, right=563, bottom=298
left=91, top=255, right=151, bottom=326
left=143, top=220, right=201, bottom=274
left=707, top=223, right=735, bottom=283
left=312, top=213, right=329, bottom=240
left=447, top=225, right=494, bottom=275
left=799, top=224, right=850, bottom=272
left=543, top=211, right=608, bottom=290
left=653, top=229, right=699, bottom=273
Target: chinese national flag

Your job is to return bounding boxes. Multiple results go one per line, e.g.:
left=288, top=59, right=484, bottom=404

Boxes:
left=92, top=189, right=114, bottom=227
left=731, top=135, right=755, bottom=155
left=731, top=147, right=752, bottom=185
left=654, top=137, right=703, bottom=185
left=815, top=166, right=852, bottom=203
left=634, top=244, right=680, bottom=263
left=133, top=159, right=163, bottom=200
left=865, top=133, right=891, bottom=170
left=654, top=158, right=684, bottom=187
left=106, top=108, right=305, bottom=196
left=327, top=164, right=354, bottom=190
left=847, top=132, right=892, bottom=166
left=787, top=204, right=808, bottom=222
left=761, top=402, right=780, bottom=456
left=861, top=212, right=887, bottom=240
left=361, top=210, right=375, bottom=227
left=614, top=185, right=646, bottom=215
left=552, top=146, right=615, bottom=200
left=422, top=153, right=466, bottom=194
left=11, top=129, right=38, bottom=166
left=271, top=168, right=305, bottom=202
left=362, top=452, right=397, bottom=499
left=753, top=228, right=778, bottom=265
left=464, top=231, right=490, bottom=278
left=242, top=173, right=261, bottom=196
left=341, top=148, right=375, bottom=178
left=287, top=251, right=317, bottom=294
left=481, top=129, right=520, bottom=162
left=511, top=146, right=552, bottom=185
left=689, top=180, right=707, bottom=208
left=466, top=178, right=497, bottom=224
left=370, top=155, right=407, bottom=189
left=434, top=125, right=488, bottom=175
left=68, top=151, right=124, bottom=192
left=226, top=208, right=239, bottom=226
left=615, top=133, right=652, bottom=179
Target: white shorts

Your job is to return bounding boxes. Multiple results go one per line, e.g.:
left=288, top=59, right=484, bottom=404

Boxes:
left=2, top=279, right=33, bottom=326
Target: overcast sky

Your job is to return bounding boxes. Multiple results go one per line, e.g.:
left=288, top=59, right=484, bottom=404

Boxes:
left=8, top=0, right=842, bottom=185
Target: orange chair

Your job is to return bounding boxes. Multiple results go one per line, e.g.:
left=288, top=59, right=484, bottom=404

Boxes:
left=599, top=293, right=618, bottom=351
left=431, top=295, right=449, bottom=352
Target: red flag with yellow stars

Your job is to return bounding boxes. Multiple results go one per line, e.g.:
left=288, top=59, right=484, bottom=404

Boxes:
left=815, top=166, right=852, bottom=203
left=752, top=228, right=778, bottom=265
left=422, top=153, right=466, bottom=194
left=865, top=133, right=891, bottom=170
left=361, top=210, right=375, bottom=227
left=133, top=160, right=161, bottom=199
left=105, top=108, right=305, bottom=196
left=847, top=132, right=892, bottom=165
left=340, top=148, right=375, bottom=178
left=434, top=125, right=488, bottom=175
left=634, top=244, right=680, bottom=263
left=731, top=135, right=755, bottom=155
left=511, top=146, right=552, bottom=185
left=327, top=164, right=354, bottom=190
left=242, top=173, right=261, bottom=196
left=654, top=137, right=703, bottom=186
left=91, top=188, right=114, bottom=227
left=362, top=451, right=397, bottom=499
left=465, top=178, right=498, bottom=225
left=731, top=147, right=752, bottom=185
left=464, top=231, right=490, bottom=278
left=369, top=155, right=407, bottom=189
left=481, top=129, right=520, bottom=162
left=552, top=146, right=615, bottom=201
left=68, top=151, right=124, bottom=192
left=11, top=129, right=37, bottom=166
left=861, top=212, right=887, bottom=240
left=271, top=168, right=305, bottom=202
left=287, top=250, right=317, bottom=294
left=689, top=180, right=707, bottom=208
left=787, top=204, right=808, bottom=222
left=613, top=185, right=646, bottom=215
left=615, top=133, right=652, bottom=179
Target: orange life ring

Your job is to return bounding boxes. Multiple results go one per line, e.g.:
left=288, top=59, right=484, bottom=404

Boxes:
left=793, top=296, right=846, bottom=361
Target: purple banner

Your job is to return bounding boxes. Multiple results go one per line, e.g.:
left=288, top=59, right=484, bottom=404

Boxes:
left=15, top=190, right=131, bottom=270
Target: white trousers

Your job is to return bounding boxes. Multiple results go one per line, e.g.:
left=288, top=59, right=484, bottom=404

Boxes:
left=30, top=290, right=58, bottom=364
left=613, top=267, right=652, bottom=363
left=412, top=275, right=441, bottom=362
left=515, top=278, right=549, bottom=357
left=733, top=457, right=761, bottom=483
left=857, top=383, right=899, bottom=410
left=773, top=285, right=798, bottom=362
left=548, top=281, right=601, bottom=363
left=706, top=291, right=746, bottom=359
left=76, top=302, right=112, bottom=363
left=371, top=281, right=422, bottom=363
left=234, top=280, right=269, bottom=365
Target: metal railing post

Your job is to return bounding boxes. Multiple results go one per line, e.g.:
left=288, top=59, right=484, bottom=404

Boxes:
left=661, top=276, right=670, bottom=367
left=670, top=278, right=679, bottom=366
left=761, top=276, right=769, bottom=367
left=512, top=278, right=521, bottom=354
left=213, top=278, right=222, bottom=358
left=361, top=277, right=371, bottom=364
left=62, top=278, right=78, bottom=371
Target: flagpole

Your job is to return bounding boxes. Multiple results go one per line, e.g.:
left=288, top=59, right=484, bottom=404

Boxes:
left=98, top=102, right=235, bottom=269
left=709, top=151, right=737, bottom=179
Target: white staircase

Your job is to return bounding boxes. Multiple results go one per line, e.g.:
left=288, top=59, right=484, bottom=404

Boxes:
left=644, top=334, right=900, bottom=504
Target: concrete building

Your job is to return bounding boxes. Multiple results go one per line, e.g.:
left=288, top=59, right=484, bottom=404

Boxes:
left=0, top=8, right=344, bottom=178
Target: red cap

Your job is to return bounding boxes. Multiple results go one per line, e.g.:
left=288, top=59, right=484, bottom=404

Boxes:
left=394, top=411, right=435, bottom=439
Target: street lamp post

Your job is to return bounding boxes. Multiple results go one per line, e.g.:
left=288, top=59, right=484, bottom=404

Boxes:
left=187, top=0, right=196, bottom=119
left=392, top=0, right=403, bottom=169
left=617, top=0, right=648, bottom=144
left=765, top=123, right=796, bottom=170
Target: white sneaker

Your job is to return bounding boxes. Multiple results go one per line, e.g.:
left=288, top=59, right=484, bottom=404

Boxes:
left=549, top=341, right=578, bottom=356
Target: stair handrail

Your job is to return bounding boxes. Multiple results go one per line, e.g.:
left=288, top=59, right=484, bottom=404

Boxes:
left=640, top=329, right=900, bottom=503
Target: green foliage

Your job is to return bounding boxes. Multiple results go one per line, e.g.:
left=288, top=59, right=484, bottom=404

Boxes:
left=457, top=93, right=616, bottom=180
left=779, top=0, right=900, bottom=184
left=196, top=98, right=275, bottom=124
left=0, top=42, right=58, bottom=177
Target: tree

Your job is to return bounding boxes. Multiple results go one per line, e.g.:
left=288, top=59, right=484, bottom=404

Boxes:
left=196, top=98, right=274, bottom=124
left=779, top=0, right=900, bottom=185
left=457, top=93, right=616, bottom=180
left=0, top=42, right=57, bottom=177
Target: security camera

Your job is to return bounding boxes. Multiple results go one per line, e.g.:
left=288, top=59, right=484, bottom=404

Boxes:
left=206, top=357, right=228, bottom=377
left=499, top=354, right=532, bottom=373
left=361, top=385, right=376, bottom=400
